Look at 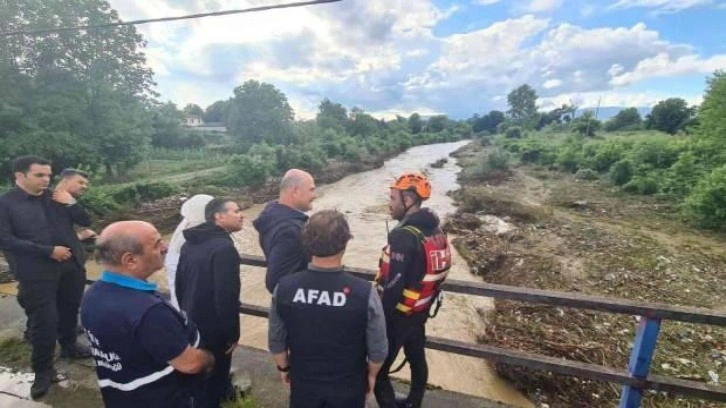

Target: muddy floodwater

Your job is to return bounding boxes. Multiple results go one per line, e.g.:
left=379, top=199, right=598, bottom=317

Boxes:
left=87, top=141, right=532, bottom=407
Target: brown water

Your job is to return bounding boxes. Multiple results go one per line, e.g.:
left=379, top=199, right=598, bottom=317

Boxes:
left=87, top=141, right=532, bottom=407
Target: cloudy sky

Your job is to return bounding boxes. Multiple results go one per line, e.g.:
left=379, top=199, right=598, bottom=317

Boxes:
left=108, top=0, right=726, bottom=119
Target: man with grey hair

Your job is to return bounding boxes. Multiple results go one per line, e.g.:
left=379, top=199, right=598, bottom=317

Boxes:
left=253, top=169, right=317, bottom=293
left=269, top=210, right=388, bottom=407
left=81, top=221, right=215, bottom=407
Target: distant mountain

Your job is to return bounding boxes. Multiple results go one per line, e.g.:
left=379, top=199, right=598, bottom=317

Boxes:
left=576, top=107, right=652, bottom=121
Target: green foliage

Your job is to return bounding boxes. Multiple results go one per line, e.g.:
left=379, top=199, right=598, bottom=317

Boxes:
left=226, top=80, right=295, bottom=146
left=645, top=98, right=695, bottom=135
left=487, top=150, right=511, bottom=171
left=571, top=111, right=602, bottom=137
left=427, top=115, right=448, bottom=132
left=182, top=103, right=204, bottom=118
left=507, top=84, right=538, bottom=128
left=604, top=108, right=643, bottom=132
left=203, top=100, right=231, bottom=123
left=317, top=98, right=348, bottom=132
left=135, top=181, right=181, bottom=202
left=609, top=159, right=634, bottom=186
left=505, top=126, right=523, bottom=139
left=623, top=176, right=659, bottom=195
left=409, top=113, right=423, bottom=134
left=692, top=71, right=726, bottom=166
left=472, top=110, right=505, bottom=134
left=556, top=142, right=583, bottom=173
left=78, top=188, right=122, bottom=215
left=225, top=154, right=274, bottom=189
left=683, top=164, right=726, bottom=230
left=591, top=139, right=631, bottom=172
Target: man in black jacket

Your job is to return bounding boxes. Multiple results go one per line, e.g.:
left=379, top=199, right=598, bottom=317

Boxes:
left=176, top=197, right=244, bottom=407
left=253, top=169, right=316, bottom=293
left=0, top=156, right=93, bottom=399
left=374, top=172, right=452, bottom=408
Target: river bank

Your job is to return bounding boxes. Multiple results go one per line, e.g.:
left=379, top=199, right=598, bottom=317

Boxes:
left=447, top=140, right=726, bottom=407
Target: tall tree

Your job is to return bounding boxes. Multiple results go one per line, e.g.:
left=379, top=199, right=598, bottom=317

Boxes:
left=182, top=103, right=204, bottom=118
left=346, top=107, right=379, bottom=138
left=507, top=84, right=539, bottom=128
left=645, top=98, right=695, bottom=135
left=473, top=110, right=505, bottom=133
left=316, top=98, right=348, bottom=132
left=408, top=113, right=423, bottom=134
left=204, top=100, right=231, bottom=123
left=226, top=80, right=295, bottom=145
left=604, top=108, right=643, bottom=132
left=427, top=115, right=448, bottom=132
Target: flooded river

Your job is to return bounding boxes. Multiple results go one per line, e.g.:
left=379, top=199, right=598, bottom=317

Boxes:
left=88, top=141, right=532, bottom=407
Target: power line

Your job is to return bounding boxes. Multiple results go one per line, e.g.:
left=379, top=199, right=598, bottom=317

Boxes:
left=0, top=0, right=342, bottom=37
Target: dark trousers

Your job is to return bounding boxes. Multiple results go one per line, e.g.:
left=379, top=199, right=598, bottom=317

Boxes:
left=201, top=348, right=233, bottom=407
left=18, top=262, right=85, bottom=372
left=290, top=380, right=366, bottom=408
left=374, top=317, right=428, bottom=408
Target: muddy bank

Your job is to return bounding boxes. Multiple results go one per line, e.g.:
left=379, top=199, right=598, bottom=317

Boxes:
left=448, top=141, right=726, bottom=407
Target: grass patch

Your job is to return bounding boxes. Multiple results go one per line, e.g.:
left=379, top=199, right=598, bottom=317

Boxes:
left=0, top=337, right=32, bottom=369
left=222, top=395, right=259, bottom=408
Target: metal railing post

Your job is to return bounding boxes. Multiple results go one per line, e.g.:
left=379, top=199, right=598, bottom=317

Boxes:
left=620, top=317, right=662, bottom=407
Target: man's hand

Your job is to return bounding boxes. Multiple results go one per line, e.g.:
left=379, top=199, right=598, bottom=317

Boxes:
left=280, top=371, right=290, bottom=385
left=78, top=229, right=97, bottom=241
left=50, top=246, right=72, bottom=262
left=52, top=189, right=75, bottom=205
left=225, top=342, right=237, bottom=355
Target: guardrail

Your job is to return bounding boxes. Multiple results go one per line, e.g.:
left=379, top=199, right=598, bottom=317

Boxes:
left=87, top=254, right=726, bottom=407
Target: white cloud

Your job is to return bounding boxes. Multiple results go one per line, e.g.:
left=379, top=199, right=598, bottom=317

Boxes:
left=609, top=0, right=715, bottom=13
left=522, top=0, right=565, bottom=13
left=609, top=53, right=726, bottom=86
left=107, top=0, right=721, bottom=118
left=540, top=90, right=703, bottom=111
left=543, top=79, right=563, bottom=89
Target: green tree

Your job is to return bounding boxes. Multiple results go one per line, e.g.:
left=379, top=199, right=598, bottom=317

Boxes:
left=408, top=113, right=423, bottom=134
left=226, top=80, right=295, bottom=146
left=150, top=102, right=193, bottom=148
left=203, top=100, right=231, bottom=123
left=693, top=71, right=726, bottom=166
left=571, top=111, right=602, bottom=137
left=183, top=103, right=204, bottom=118
left=604, top=107, right=643, bottom=132
left=427, top=115, right=448, bottom=133
left=472, top=110, right=505, bottom=134
left=316, top=98, right=348, bottom=132
left=507, top=84, right=538, bottom=128
left=346, top=108, right=379, bottom=138
left=645, top=98, right=695, bottom=135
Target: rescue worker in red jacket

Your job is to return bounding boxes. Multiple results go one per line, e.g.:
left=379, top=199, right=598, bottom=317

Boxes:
left=373, top=172, right=452, bottom=408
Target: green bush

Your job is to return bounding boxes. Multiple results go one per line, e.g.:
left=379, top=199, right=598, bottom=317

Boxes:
left=487, top=150, right=510, bottom=171
left=225, top=154, right=274, bottom=189
left=136, top=181, right=180, bottom=202
left=592, top=140, right=631, bottom=172
left=623, top=176, right=659, bottom=195
left=556, top=143, right=582, bottom=173
left=662, top=151, right=706, bottom=198
left=79, top=188, right=122, bottom=215
left=683, top=164, right=726, bottom=230
left=628, top=138, right=683, bottom=170
left=108, top=184, right=139, bottom=205
left=505, top=126, right=523, bottom=139
left=609, top=159, right=633, bottom=186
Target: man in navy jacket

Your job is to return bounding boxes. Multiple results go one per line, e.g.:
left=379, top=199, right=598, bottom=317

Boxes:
left=253, top=169, right=316, bottom=293
left=176, top=197, right=245, bottom=407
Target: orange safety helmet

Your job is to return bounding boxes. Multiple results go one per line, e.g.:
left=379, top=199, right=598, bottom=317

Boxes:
left=391, top=172, right=432, bottom=200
